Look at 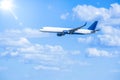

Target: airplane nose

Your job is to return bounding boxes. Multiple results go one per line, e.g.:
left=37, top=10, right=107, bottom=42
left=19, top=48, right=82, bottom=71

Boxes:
left=40, top=29, right=43, bottom=31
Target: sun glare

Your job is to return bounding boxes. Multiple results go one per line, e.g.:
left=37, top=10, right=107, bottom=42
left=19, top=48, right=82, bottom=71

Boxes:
left=0, top=0, right=14, bottom=11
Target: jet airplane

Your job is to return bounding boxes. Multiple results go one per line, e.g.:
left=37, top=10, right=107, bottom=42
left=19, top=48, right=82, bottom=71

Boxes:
left=40, top=21, right=99, bottom=36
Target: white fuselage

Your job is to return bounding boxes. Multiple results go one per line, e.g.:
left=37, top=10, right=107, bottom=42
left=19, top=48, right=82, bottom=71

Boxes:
left=40, top=27, right=93, bottom=35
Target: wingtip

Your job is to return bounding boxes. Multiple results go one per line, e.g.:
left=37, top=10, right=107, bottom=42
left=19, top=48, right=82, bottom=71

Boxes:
left=83, top=22, right=87, bottom=26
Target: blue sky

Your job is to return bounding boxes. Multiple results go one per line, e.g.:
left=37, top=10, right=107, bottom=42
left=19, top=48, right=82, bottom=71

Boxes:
left=0, top=0, right=120, bottom=80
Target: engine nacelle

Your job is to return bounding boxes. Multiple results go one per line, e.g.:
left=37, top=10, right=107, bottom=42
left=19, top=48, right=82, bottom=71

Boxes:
left=57, top=33, right=64, bottom=36
left=57, top=30, right=70, bottom=36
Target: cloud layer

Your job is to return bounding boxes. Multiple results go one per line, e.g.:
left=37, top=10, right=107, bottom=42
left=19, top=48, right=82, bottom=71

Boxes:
left=0, top=28, right=81, bottom=70
left=73, top=3, right=120, bottom=21
left=87, top=48, right=112, bottom=57
left=72, top=3, right=120, bottom=57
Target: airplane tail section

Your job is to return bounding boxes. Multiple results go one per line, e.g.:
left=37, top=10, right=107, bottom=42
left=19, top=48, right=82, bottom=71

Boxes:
left=88, top=21, right=98, bottom=30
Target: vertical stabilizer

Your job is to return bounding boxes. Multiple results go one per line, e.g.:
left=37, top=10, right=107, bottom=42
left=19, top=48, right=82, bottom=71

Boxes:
left=88, top=21, right=98, bottom=30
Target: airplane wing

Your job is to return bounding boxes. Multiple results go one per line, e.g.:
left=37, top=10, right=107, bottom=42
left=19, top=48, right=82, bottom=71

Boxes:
left=68, top=22, right=87, bottom=34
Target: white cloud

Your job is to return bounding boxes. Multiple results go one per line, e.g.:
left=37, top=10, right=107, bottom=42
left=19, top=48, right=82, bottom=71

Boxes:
left=0, top=37, right=31, bottom=56
left=0, top=28, right=49, bottom=39
left=1, top=37, right=30, bottom=46
left=19, top=44, right=68, bottom=65
left=3, top=43, right=82, bottom=70
left=34, top=65, right=60, bottom=71
left=72, top=3, right=120, bottom=21
left=0, top=28, right=83, bottom=70
left=0, top=40, right=69, bottom=66
left=98, top=25, right=120, bottom=46
left=73, top=5, right=109, bottom=21
left=78, top=36, right=93, bottom=43
left=87, top=48, right=112, bottom=57
left=98, top=34, right=120, bottom=46
left=109, top=3, right=120, bottom=18
left=60, top=12, right=69, bottom=20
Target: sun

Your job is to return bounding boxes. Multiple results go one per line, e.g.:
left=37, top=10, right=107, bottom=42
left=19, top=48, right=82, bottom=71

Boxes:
left=0, top=0, right=14, bottom=11
left=0, top=0, right=18, bottom=20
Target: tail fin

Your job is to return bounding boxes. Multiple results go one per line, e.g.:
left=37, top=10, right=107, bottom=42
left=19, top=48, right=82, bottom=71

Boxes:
left=88, top=21, right=98, bottom=30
